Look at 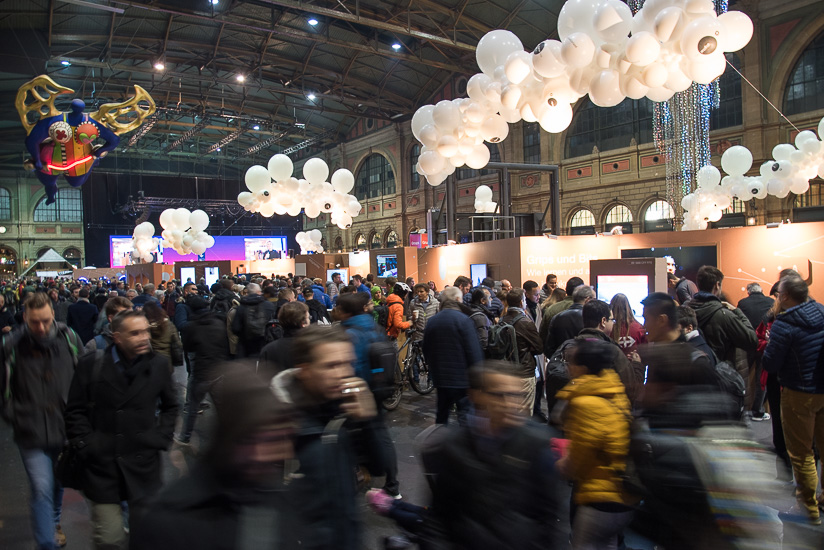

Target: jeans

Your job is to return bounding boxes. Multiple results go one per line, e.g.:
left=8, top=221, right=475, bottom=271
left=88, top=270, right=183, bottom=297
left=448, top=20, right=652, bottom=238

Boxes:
left=572, top=505, right=634, bottom=550
left=435, top=388, right=470, bottom=426
left=180, top=375, right=222, bottom=441
left=19, top=446, right=63, bottom=550
left=366, top=411, right=400, bottom=495
left=781, top=387, right=824, bottom=517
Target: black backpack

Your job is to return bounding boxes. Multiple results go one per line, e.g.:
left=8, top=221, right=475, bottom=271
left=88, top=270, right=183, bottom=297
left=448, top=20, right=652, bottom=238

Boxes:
left=544, top=338, right=577, bottom=415
left=264, top=319, right=284, bottom=344
left=367, top=339, right=398, bottom=402
left=714, top=360, right=746, bottom=413
left=244, top=303, right=269, bottom=339
left=488, top=313, right=525, bottom=363
left=373, top=304, right=390, bottom=330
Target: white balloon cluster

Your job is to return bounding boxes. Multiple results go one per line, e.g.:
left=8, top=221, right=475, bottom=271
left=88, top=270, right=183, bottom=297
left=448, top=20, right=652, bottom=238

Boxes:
left=473, top=185, right=498, bottom=213
left=238, top=154, right=362, bottom=230
left=412, top=0, right=753, bottom=185
left=681, top=117, right=824, bottom=230
left=131, top=222, right=160, bottom=263
left=158, top=208, right=216, bottom=256
left=296, top=229, right=324, bottom=254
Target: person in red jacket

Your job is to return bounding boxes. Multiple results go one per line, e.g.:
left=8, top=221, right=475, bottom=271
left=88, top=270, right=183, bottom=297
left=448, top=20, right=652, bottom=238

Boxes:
left=609, top=293, right=645, bottom=359
left=386, top=283, right=412, bottom=340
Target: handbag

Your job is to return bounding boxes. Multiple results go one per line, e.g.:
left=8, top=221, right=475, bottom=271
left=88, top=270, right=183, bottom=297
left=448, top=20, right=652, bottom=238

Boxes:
left=55, top=350, right=104, bottom=489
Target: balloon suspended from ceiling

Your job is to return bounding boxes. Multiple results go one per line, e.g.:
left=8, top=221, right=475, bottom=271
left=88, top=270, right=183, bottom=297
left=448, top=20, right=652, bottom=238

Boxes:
left=238, top=154, right=362, bottom=230
left=296, top=230, right=324, bottom=254
left=16, top=75, right=156, bottom=204
left=411, top=0, right=753, bottom=186
left=680, top=116, right=824, bottom=230
left=158, top=208, right=216, bottom=256
left=473, top=185, right=498, bottom=213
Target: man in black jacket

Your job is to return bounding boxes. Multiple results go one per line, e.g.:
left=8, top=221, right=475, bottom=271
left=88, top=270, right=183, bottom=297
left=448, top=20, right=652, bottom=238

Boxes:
left=66, top=287, right=98, bottom=345
left=301, top=287, right=330, bottom=324
left=736, top=282, right=775, bottom=419
left=258, top=301, right=309, bottom=382
left=176, top=296, right=230, bottom=446
left=499, top=289, right=543, bottom=416
left=65, top=310, right=179, bottom=549
left=0, top=292, right=84, bottom=550
left=0, top=293, right=15, bottom=334
left=231, top=283, right=276, bottom=358
left=667, top=272, right=698, bottom=304
left=545, top=284, right=595, bottom=356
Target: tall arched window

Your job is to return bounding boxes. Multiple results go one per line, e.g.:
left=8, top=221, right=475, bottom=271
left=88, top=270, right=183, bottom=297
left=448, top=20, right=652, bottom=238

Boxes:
left=33, top=188, right=83, bottom=223
left=569, top=208, right=596, bottom=235
left=370, top=231, right=382, bottom=249
left=523, top=121, right=541, bottom=164
left=784, top=31, right=824, bottom=115
left=605, top=204, right=632, bottom=225
left=0, top=189, right=10, bottom=220
left=63, top=247, right=82, bottom=267
left=334, top=236, right=344, bottom=252
left=0, top=246, right=16, bottom=276
left=355, top=233, right=367, bottom=251
left=565, top=98, right=654, bottom=159
left=355, top=153, right=395, bottom=200
left=710, top=53, right=743, bottom=129
left=385, top=229, right=399, bottom=248
left=410, top=144, right=421, bottom=191
left=457, top=143, right=501, bottom=180
left=643, top=199, right=675, bottom=232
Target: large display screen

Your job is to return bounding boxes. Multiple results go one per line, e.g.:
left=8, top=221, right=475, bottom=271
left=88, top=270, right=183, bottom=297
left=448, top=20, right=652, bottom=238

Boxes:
left=109, top=235, right=287, bottom=267
left=326, top=268, right=349, bottom=284
left=470, top=264, right=487, bottom=287
left=621, top=245, right=717, bottom=284
left=596, top=275, right=649, bottom=323
left=376, top=254, right=398, bottom=278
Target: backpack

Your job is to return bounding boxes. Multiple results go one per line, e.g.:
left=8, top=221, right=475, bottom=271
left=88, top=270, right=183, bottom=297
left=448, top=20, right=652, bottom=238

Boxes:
left=373, top=304, right=390, bottom=329
left=264, top=319, right=284, bottom=344
left=210, top=295, right=233, bottom=316
left=544, top=338, right=577, bottom=414
left=244, top=303, right=269, bottom=339
left=367, top=339, right=398, bottom=402
left=714, top=360, right=746, bottom=413
left=488, top=313, right=525, bottom=363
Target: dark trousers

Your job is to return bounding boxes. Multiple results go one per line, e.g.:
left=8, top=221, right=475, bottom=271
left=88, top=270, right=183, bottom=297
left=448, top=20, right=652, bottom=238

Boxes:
left=533, top=370, right=545, bottom=415
left=367, top=411, right=400, bottom=495
left=766, top=372, right=790, bottom=473
left=748, top=354, right=767, bottom=415
left=435, top=387, right=470, bottom=426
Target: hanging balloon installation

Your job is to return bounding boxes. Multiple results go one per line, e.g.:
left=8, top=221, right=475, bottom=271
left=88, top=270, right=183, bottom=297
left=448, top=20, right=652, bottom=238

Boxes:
left=473, top=185, right=498, bottom=213
left=680, top=116, right=824, bottom=230
left=131, top=222, right=161, bottom=263
left=238, top=154, right=362, bottom=230
left=158, top=208, right=216, bottom=256
left=411, top=0, right=753, bottom=186
left=296, top=230, right=324, bottom=254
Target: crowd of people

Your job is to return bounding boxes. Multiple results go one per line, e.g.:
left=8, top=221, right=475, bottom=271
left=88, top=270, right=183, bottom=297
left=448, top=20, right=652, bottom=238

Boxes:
left=0, top=263, right=821, bottom=549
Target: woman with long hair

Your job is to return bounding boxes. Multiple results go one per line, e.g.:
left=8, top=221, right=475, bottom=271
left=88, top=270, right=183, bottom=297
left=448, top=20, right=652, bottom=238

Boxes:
left=609, top=293, right=646, bottom=358
left=541, top=287, right=566, bottom=310
left=142, top=301, right=182, bottom=366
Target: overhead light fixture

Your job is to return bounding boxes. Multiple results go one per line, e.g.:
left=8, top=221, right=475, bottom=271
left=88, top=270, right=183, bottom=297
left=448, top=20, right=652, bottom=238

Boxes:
left=216, top=147, right=221, bottom=152
left=308, top=17, right=318, bottom=26
left=236, top=74, right=245, bottom=82
left=253, top=125, right=260, bottom=130
left=307, top=93, right=316, bottom=100
left=154, top=61, right=165, bottom=70
left=61, top=60, right=71, bottom=66
left=391, top=43, right=402, bottom=51
left=210, top=0, right=219, bottom=5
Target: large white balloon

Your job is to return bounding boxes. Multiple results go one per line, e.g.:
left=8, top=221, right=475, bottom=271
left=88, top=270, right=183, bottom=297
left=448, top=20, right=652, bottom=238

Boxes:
left=538, top=102, right=574, bottom=133
left=134, top=221, right=154, bottom=238
left=303, top=157, right=329, bottom=185
left=189, top=210, right=209, bottom=232
left=720, top=145, right=753, bottom=176
left=480, top=114, right=509, bottom=143
left=593, top=0, right=633, bottom=44
left=532, top=40, right=566, bottom=78
left=504, top=50, right=533, bottom=85
left=561, top=32, right=596, bottom=68
left=475, top=184, right=493, bottom=202
left=465, top=144, right=491, bottom=169
left=411, top=105, right=435, bottom=140
left=159, top=209, right=175, bottom=230
left=330, top=169, right=355, bottom=194
left=267, top=154, right=293, bottom=182
left=433, top=100, right=461, bottom=132
left=475, top=30, right=523, bottom=76
left=589, top=70, right=624, bottom=107
left=625, top=32, right=661, bottom=66
left=717, top=11, right=753, bottom=52
left=173, top=208, right=191, bottom=230
left=245, top=165, right=270, bottom=192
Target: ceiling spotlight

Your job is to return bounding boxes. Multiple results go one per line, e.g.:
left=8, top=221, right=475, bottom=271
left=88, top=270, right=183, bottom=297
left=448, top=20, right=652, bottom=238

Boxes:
left=216, top=147, right=221, bottom=152
left=61, top=60, right=71, bottom=66
left=210, top=0, right=219, bottom=5
left=308, top=17, right=318, bottom=26
left=391, top=43, right=401, bottom=51
left=154, top=61, right=165, bottom=70
left=236, top=74, right=245, bottom=82
left=307, top=93, right=316, bottom=100
left=253, top=125, right=260, bottom=130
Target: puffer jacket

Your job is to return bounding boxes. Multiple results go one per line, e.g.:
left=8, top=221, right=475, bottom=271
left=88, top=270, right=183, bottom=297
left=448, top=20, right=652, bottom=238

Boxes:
left=385, top=293, right=411, bottom=339
left=555, top=369, right=636, bottom=506
left=688, top=292, right=756, bottom=363
left=409, top=295, right=439, bottom=342
left=575, top=328, right=642, bottom=404
left=763, top=300, right=824, bottom=393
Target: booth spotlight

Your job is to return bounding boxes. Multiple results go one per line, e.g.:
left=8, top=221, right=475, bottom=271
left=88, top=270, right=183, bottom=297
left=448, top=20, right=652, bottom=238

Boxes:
left=253, top=124, right=260, bottom=130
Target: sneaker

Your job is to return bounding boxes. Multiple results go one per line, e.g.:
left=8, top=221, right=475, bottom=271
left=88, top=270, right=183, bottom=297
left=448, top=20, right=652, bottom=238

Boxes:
left=55, top=524, right=67, bottom=547
left=751, top=412, right=771, bottom=422
left=173, top=435, right=191, bottom=446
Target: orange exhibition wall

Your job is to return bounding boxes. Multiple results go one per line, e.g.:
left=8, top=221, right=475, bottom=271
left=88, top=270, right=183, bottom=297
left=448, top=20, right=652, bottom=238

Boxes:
left=418, top=221, right=824, bottom=305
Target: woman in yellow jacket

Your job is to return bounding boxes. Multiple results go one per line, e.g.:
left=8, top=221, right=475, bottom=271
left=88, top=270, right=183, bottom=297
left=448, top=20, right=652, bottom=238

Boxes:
left=555, top=339, right=637, bottom=550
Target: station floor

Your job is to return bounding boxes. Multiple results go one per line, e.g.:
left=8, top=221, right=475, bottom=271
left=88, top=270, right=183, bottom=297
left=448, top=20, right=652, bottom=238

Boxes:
left=1, top=364, right=823, bottom=549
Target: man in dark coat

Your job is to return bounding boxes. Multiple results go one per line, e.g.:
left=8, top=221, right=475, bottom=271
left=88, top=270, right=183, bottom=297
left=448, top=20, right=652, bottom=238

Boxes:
left=176, top=296, right=230, bottom=445
left=0, top=292, right=84, bottom=550
left=66, top=287, right=99, bottom=345
left=763, top=274, right=824, bottom=525
left=258, top=301, right=309, bottom=382
left=736, top=282, right=775, bottom=420
left=0, top=293, right=15, bottom=334
left=463, top=277, right=504, bottom=318
left=668, top=272, right=698, bottom=304
left=65, top=309, right=179, bottom=549
left=422, top=287, right=484, bottom=426
left=545, top=284, right=595, bottom=357
left=231, top=283, right=276, bottom=358
left=737, top=283, right=775, bottom=330
left=499, top=289, right=543, bottom=416
left=301, top=287, right=331, bottom=324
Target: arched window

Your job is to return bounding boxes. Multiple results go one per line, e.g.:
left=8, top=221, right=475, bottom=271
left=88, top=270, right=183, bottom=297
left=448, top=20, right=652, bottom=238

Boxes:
left=569, top=208, right=596, bottom=235
left=63, top=247, right=82, bottom=267
left=385, top=229, right=399, bottom=248
left=604, top=204, right=633, bottom=225
left=334, top=235, right=344, bottom=252
left=410, top=144, right=421, bottom=191
left=33, top=188, right=83, bottom=223
left=457, top=143, right=501, bottom=180
left=370, top=231, right=382, bottom=249
left=724, top=198, right=747, bottom=213
left=0, top=246, right=16, bottom=276
left=643, top=199, right=675, bottom=232
left=523, top=121, right=541, bottom=164
left=355, top=233, right=367, bottom=251
left=355, top=154, right=395, bottom=200
left=566, top=98, right=654, bottom=159
left=784, top=31, right=824, bottom=115
left=795, top=181, right=824, bottom=208
left=710, top=53, right=742, bottom=129
left=0, top=189, right=10, bottom=220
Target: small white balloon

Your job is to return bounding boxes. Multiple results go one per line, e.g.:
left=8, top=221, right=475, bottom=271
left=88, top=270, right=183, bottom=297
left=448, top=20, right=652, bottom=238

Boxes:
left=411, top=105, right=435, bottom=140
left=465, top=144, right=491, bottom=170
left=532, top=40, right=566, bottom=78
left=480, top=114, right=509, bottom=144
left=432, top=100, right=462, bottom=132
left=625, top=32, right=661, bottom=66
left=504, top=50, right=533, bottom=85
left=476, top=184, right=493, bottom=202
left=419, top=150, right=446, bottom=174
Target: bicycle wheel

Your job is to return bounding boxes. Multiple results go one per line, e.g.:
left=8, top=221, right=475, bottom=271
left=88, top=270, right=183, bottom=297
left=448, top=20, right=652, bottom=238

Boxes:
left=409, top=352, right=434, bottom=394
left=381, top=364, right=404, bottom=411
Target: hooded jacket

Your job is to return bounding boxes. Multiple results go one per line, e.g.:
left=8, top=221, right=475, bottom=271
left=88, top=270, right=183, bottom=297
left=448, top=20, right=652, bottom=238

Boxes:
left=340, top=313, right=385, bottom=381
left=501, top=307, right=542, bottom=377
left=231, top=294, right=276, bottom=358
left=575, top=328, right=642, bottom=404
left=385, top=293, right=411, bottom=339
left=688, top=292, right=757, bottom=363
left=409, top=295, right=439, bottom=342
left=555, top=369, right=635, bottom=506
left=763, top=300, right=824, bottom=394
left=182, top=308, right=230, bottom=381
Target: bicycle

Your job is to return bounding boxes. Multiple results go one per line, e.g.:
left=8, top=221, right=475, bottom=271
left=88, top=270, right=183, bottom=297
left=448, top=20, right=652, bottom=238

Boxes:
left=381, top=329, right=435, bottom=411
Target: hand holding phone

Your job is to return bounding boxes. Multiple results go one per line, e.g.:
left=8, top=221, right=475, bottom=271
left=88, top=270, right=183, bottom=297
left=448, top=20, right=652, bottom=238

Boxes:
left=340, top=377, right=376, bottom=421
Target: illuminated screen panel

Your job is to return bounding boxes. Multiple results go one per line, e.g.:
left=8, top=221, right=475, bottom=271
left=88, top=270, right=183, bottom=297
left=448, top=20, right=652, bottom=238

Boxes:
left=596, top=274, right=649, bottom=324
left=376, top=254, right=398, bottom=278
left=109, top=235, right=287, bottom=266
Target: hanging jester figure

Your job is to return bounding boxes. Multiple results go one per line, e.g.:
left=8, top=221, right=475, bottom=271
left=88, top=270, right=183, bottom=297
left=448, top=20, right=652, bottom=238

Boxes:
left=16, top=75, right=156, bottom=203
